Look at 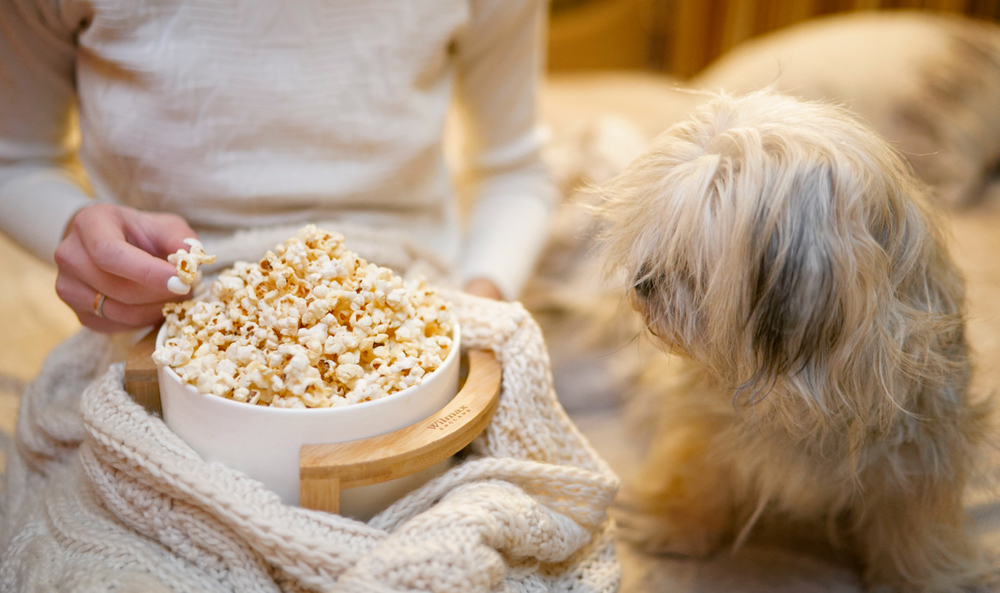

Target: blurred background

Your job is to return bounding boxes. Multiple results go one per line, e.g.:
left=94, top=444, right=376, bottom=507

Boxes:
left=548, top=0, right=1000, bottom=76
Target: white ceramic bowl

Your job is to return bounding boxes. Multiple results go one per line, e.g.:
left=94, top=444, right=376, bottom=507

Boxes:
left=156, top=321, right=461, bottom=516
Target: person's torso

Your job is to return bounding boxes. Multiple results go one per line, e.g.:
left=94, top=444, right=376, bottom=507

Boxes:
left=69, top=0, right=468, bottom=232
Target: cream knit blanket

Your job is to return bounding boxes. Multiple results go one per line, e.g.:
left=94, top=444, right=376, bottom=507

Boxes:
left=0, top=292, right=620, bottom=592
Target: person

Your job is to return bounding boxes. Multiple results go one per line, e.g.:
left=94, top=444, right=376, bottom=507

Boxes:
left=0, top=0, right=556, bottom=334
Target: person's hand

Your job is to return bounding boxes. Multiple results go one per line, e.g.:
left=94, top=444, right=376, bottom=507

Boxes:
left=54, top=203, right=198, bottom=333
left=462, top=277, right=504, bottom=300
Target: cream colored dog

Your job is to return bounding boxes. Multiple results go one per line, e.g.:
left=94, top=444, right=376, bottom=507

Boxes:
left=597, top=90, right=993, bottom=592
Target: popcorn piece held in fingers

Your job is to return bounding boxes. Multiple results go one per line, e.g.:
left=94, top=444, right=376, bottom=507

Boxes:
left=167, top=238, right=217, bottom=289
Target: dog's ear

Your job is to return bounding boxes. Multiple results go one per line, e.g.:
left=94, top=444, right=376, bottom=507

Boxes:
left=745, top=163, right=843, bottom=386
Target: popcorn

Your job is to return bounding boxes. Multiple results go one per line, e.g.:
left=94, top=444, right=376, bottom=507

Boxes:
left=167, top=238, right=217, bottom=291
left=154, top=225, right=454, bottom=409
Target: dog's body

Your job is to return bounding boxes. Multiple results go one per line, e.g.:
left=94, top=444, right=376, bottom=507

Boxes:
left=597, top=90, right=992, bottom=592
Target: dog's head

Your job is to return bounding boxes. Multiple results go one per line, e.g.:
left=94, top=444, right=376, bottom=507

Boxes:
left=597, top=90, right=967, bottom=413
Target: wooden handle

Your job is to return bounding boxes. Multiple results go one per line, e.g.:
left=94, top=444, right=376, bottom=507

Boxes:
left=125, top=326, right=162, bottom=415
left=299, top=349, right=502, bottom=513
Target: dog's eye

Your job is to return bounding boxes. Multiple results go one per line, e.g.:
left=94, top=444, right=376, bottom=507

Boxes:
left=633, top=275, right=656, bottom=300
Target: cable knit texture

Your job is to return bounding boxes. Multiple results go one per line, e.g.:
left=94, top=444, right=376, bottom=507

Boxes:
left=0, top=291, right=620, bottom=592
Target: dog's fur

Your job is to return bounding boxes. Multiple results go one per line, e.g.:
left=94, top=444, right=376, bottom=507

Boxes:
left=596, top=90, right=993, bottom=592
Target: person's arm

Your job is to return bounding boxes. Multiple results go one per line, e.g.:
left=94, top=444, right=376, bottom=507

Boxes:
left=1, top=0, right=196, bottom=332
left=0, top=0, right=95, bottom=263
left=452, top=0, right=557, bottom=301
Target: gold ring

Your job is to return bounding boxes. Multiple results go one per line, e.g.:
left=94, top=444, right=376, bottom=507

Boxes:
left=93, top=292, right=107, bottom=319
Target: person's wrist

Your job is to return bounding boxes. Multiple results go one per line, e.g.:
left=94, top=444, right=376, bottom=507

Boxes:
left=462, top=277, right=504, bottom=300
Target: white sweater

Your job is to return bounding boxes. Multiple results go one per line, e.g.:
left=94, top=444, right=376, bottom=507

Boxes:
left=0, top=0, right=556, bottom=299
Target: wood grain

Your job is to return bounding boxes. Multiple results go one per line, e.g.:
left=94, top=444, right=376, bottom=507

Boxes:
left=299, top=476, right=341, bottom=513
left=124, top=326, right=161, bottom=415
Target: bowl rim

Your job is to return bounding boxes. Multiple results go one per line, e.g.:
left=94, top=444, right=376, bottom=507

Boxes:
left=156, top=316, right=461, bottom=416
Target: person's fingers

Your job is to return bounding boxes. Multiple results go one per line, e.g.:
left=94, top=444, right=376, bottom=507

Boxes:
left=54, top=203, right=201, bottom=334
left=124, top=208, right=199, bottom=259
left=54, top=264, right=94, bottom=325
left=55, top=274, right=166, bottom=332
left=70, top=204, right=182, bottom=294
left=54, top=225, right=173, bottom=305
left=78, top=305, right=160, bottom=333
left=91, top=292, right=170, bottom=327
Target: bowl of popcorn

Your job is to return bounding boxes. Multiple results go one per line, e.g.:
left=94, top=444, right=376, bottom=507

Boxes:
left=153, top=226, right=460, bottom=512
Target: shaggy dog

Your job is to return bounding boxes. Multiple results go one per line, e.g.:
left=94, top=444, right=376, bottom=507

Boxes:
left=596, top=90, right=993, bottom=592
left=525, top=14, right=1000, bottom=419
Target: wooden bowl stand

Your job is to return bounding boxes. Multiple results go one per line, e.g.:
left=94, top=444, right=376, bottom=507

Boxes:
left=124, top=329, right=502, bottom=514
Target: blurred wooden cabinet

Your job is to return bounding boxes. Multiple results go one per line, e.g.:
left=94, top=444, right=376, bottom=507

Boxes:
left=548, top=0, right=1000, bottom=77
left=548, top=0, right=663, bottom=71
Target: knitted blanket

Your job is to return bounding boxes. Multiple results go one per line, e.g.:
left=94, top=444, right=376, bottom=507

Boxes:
left=0, top=292, right=620, bottom=592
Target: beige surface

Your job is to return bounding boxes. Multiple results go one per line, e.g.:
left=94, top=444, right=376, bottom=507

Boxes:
left=952, top=202, right=1000, bottom=393
left=0, top=235, right=79, bottom=438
